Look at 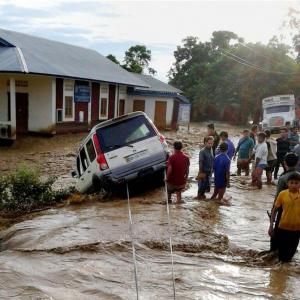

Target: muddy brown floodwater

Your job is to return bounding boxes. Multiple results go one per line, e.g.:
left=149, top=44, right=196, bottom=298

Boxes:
left=0, top=123, right=299, bottom=299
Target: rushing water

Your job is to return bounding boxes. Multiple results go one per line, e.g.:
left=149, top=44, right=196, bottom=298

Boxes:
left=0, top=149, right=300, bottom=300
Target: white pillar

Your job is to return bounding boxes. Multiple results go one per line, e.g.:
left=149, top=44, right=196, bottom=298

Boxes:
left=88, top=81, right=92, bottom=127
left=9, top=78, right=16, bottom=139
left=51, top=78, right=56, bottom=134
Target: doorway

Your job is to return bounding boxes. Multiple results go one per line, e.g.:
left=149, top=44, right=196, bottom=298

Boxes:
left=154, top=101, right=167, bottom=129
left=8, top=92, right=29, bottom=134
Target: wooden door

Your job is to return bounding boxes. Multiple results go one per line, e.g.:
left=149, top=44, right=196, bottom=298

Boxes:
left=154, top=101, right=167, bottom=129
left=133, top=100, right=145, bottom=112
left=108, top=84, right=116, bottom=119
left=119, top=99, right=125, bottom=116
left=16, top=93, right=29, bottom=134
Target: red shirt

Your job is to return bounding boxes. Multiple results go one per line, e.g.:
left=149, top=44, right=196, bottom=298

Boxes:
left=167, top=151, right=190, bottom=186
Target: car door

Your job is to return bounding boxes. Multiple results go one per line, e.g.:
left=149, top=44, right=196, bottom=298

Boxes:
left=76, top=145, right=94, bottom=193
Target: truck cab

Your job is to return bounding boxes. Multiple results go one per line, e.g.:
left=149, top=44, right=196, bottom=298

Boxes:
left=261, top=95, right=296, bottom=131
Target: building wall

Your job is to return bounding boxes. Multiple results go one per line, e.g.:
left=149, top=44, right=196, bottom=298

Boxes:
left=0, top=75, right=8, bottom=121
left=0, top=74, right=54, bottom=133
left=126, top=95, right=175, bottom=127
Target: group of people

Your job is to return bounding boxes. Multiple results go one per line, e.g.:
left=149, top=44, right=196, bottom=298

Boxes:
left=165, top=122, right=300, bottom=263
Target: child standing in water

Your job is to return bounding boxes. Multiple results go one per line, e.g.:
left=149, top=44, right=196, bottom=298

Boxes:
left=269, top=173, right=300, bottom=262
left=166, top=141, right=190, bottom=204
left=196, top=136, right=214, bottom=200
left=211, top=142, right=231, bottom=204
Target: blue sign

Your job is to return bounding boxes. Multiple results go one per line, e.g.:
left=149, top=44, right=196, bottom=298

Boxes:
left=74, top=85, right=90, bottom=102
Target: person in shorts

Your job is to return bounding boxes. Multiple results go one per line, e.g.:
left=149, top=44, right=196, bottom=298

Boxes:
left=234, top=129, right=254, bottom=176
left=269, top=173, right=300, bottom=262
left=211, top=142, right=231, bottom=203
left=265, top=130, right=277, bottom=184
left=251, top=132, right=268, bottom=189
left=166, top=141, right=190, bottom=204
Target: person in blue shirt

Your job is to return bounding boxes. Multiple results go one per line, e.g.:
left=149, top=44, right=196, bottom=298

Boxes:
left=211, top=142, right=231, bottom=203
left=216, top=131, right=235, bottom=160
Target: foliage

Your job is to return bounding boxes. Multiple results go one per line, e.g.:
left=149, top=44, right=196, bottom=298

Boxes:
left=107, top=45, right=156, bottom=75
left=106, top=54, right=120, bottom=65
left=169, top=31, right=300, bottom=124
left=0, top=165, right=66, bottom=214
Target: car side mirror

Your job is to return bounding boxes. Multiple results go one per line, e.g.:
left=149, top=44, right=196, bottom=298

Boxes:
left=71, top=170, right=78, bottom=178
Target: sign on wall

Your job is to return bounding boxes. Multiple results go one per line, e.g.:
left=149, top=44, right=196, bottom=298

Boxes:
left=74, top=84, right=90, bottom=102
left=178, top=103, right=191, bottom=125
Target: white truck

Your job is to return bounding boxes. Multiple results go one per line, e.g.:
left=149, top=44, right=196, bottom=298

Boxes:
left=261, top=95, right=297, bottom=131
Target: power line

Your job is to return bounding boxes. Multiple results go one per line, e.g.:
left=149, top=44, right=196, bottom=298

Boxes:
left=239, top=42, right=296, bottom=72
left=221, top=49, right=297, bottom=75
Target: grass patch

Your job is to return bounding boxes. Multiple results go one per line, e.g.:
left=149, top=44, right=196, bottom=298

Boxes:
left=0, top=165, right=69, bottom=214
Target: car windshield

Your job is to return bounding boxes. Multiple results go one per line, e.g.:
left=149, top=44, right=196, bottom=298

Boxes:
left=265, top=105, right=290, bottom=114
left=96, top=115, right=156, bottom=152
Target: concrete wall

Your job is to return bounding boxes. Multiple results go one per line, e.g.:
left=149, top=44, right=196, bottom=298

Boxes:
left=126, top=95, right=174, bottom=126
left=0, top=74, right=54, bottom=134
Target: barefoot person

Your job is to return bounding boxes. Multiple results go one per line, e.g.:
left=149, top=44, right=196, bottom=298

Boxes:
left=269, top=153, right=299, bottom=251
left=196, top=136, right=214, bottom=200
left=211, top=142, right=230, bottom=203
left=251, top=132, right=268, bottom=189
left=234, top=129, right=254, bottom=176
left=166, top=141, right=190, bottom=204
left=269, top=173, right=300, bottom=262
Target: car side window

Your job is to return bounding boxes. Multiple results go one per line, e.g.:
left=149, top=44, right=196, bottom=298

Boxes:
left=76, top=156, right=83, bottom=177
left=80, top=147, right=89, bottom=172
left=86, top=139, right=96, bottom=163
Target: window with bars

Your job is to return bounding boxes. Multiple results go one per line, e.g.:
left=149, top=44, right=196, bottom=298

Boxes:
left=64, top=96, right=73, bottom=119
left=100, top=98, right=108, bottom=118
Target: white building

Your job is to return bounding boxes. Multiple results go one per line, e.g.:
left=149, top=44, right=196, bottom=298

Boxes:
left=0, top=29, right=188, bottom=140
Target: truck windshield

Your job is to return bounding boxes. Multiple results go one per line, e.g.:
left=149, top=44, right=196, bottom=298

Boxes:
left=265, top=105, right=290, bottom=114
left=96, top=115, right=156, bottom=152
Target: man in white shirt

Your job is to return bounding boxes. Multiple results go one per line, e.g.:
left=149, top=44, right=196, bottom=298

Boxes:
left=252, top=132, right=268, bottom=189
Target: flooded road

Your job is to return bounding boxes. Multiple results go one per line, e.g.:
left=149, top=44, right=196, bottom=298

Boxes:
left=0, top=126, right=300, bottom=299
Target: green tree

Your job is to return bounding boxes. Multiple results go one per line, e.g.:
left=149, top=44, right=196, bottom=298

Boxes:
left=106, top=54, right=120, bottom=65
left=122, top=45, right=156, bottom=74
left=169, top=31, right=299, bottom=124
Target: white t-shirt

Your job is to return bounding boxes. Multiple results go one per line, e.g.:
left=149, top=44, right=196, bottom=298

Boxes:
left=254, top=142, right=268, bottom=165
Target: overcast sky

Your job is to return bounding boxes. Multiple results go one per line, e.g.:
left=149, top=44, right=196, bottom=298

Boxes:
left=0, top=0, right=298, bottom=81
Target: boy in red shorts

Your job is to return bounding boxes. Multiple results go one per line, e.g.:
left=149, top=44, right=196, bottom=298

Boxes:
left=166, top=141, right=190, bottom=204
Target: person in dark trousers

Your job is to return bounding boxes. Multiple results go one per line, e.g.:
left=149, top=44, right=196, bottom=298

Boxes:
left=274, top=128, right=291, bottom=179
left=166, top=141, right=190, bottom=204
left=215, top=131, right=235, bottom=160
left=269, top=153, right=300, bottom=251
left=269, top=173, right=300, bottom=262
left=250, top=124, right=258, bottom=146
left=206, top=123, right=220, bottom=155
left=211, top=142, right=231, bottom=204
left=196, top=136, right=214, bottom=200
left=265, top=130, right=277, bottom=184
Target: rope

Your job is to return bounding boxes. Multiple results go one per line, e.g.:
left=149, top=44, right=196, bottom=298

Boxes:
left=126, top=182, right=139, bottom=300
left=164, top=171, right=176, bottom=299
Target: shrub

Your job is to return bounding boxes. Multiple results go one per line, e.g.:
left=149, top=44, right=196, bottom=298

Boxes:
left=0, top=165, right=64, bottom=214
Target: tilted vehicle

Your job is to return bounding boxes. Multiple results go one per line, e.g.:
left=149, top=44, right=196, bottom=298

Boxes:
left=73, top=112, right=169, bottom=193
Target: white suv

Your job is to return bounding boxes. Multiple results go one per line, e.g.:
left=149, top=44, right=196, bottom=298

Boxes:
left=74, top=112, right=169, bottom=193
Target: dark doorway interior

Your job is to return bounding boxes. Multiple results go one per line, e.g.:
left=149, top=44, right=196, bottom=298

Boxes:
left=8, top=92, right=29, bottom=134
